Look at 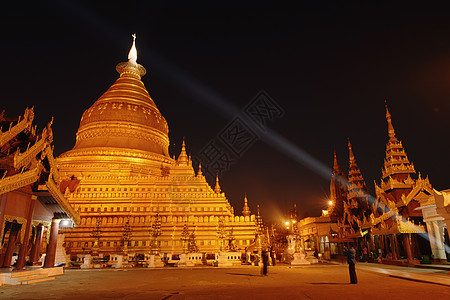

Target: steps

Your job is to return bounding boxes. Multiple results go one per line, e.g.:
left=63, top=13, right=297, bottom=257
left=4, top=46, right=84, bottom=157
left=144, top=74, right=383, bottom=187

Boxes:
left=1, top=268, right=60, bottom=285
left=24, top=276, right=55, bottom=285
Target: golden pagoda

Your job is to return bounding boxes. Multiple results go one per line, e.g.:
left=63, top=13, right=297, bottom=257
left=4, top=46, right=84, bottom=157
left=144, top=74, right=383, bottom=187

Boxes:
left=56, top=36, right=258, bottom=256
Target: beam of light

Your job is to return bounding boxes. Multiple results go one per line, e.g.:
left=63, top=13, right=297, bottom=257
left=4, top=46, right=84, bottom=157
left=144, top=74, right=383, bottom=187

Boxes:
left=56, top=1, right=449, bottom=255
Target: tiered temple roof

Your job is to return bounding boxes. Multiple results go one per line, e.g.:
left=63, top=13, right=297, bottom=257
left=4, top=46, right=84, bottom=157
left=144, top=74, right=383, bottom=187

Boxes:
left=0, top=108, right=79, bottom=224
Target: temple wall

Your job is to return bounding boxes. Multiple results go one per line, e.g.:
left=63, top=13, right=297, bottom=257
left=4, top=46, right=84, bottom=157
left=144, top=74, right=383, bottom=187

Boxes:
left=60, top=174, right=258, bottom=255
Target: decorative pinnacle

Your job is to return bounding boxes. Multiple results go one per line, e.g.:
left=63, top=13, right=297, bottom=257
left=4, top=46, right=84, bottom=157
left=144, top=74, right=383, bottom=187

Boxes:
left=214, top=173, right=221, bottom=193
left=333, top=149, right=341, bottom=173
left=197, top=162, right=203, bottom=176
left=128, top=33, right=138, bottom=64
left=177, top=138, right=188, bottom=165
left=116, top=33, right=146, bottom=77
left=385, top=102, right=396, bottom=140
left=348, top=138, right=355, bottom=164
left=242, top=193, right=251, bottom=217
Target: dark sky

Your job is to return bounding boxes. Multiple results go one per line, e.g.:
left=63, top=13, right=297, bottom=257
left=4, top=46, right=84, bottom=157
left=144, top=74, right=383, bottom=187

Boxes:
left=2, top=1, right=450, bottom=222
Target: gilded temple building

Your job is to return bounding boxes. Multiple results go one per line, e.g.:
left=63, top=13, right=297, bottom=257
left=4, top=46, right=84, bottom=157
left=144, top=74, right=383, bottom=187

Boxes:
left=334, top=106, right=436, bottom=263
left=367, top=106, right=434, bottom=262
left=0, top=108, right=79, bottom=273
left=55, top=37, right=258, bottom=257
left=298, top=105, right=447, bottom=263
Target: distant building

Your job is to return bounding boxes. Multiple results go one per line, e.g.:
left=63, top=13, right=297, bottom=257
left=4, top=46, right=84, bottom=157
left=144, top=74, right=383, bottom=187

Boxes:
left=55, top=38, right=258, bottom=257
left=298, top=105, right=448, bottom=263
left=297, top=152, right=346, bottom=258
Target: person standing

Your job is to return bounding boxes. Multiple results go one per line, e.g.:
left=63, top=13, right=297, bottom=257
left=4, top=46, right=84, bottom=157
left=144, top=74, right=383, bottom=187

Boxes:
left=270, top=248, right=276, bottom=266
left=262, top=250, right=269, bottom=276
left=362, top=246, right=368, bottom=262
left=343, top=243, right=357, bottom=284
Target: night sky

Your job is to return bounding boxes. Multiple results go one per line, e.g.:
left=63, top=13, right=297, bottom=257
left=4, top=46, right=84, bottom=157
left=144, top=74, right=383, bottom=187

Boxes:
left=2, top=1, right=450, bottom=222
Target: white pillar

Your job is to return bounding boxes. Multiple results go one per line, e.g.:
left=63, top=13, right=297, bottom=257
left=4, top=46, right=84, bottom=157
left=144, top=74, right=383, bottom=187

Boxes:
left=426, top=221, right=438, bottom=258
left=432, top=221, right=447, bottom=260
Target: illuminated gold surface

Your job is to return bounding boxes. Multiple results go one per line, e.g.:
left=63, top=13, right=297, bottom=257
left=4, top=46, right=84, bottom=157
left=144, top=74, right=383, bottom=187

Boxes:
left=56, top=43, right=258, bottom=255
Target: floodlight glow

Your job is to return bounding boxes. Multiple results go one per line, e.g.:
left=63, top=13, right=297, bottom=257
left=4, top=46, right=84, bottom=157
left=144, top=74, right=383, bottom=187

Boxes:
left=61, top=219, right=70, bottom=226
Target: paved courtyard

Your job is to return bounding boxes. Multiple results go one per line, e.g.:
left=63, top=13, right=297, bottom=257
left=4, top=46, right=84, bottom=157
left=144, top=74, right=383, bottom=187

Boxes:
left=1, top=263, right=449, bottom=299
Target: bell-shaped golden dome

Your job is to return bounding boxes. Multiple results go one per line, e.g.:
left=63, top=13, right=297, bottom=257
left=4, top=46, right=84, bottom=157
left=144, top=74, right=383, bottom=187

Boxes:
left=57, top=36, right=173, bottom=176
left=74, top=54, right=169, bottom=156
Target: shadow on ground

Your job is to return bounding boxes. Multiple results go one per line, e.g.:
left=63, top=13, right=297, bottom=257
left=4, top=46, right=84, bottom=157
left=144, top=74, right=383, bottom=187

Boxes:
left=226, top=272, right=263, bottom=277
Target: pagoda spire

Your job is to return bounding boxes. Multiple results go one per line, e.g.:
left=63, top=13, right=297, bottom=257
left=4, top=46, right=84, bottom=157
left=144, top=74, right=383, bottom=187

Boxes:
left=214, top=174, right=221, bottom=193
left=347, top=139, right=366, bottom=190
left=176, top=138, right=189, bottom=166
left=381, top=104, right=415, bottom=181
left=197, top=162, right=203, bottom=177
left=242, top=193, right=251, bottom=217
left=346, top=139, right=370, bottom=217
left=385, top=102, right=397, bottom=142
left=329, top=150, right=346, bottom=219
left=116, top=34, right=146, bottom=78
left=128, top=33, right=138, bottom=64
left=333, top=149, right=342, bottom=174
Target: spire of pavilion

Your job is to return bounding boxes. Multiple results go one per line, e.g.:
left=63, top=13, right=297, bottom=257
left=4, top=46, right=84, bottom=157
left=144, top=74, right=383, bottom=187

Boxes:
left=333, top=149, right=342, bottom=174
left=329, top=150, right=346, bottom=219
left=381, top=104, right=415, bottom=181
left=385, top=102, right=397, bottom=142
left=242, top=193, right=251, bottom=217
left=347, top=139, right=366, bottom=191
left=346, top=139, right=370, bottom=222
left=333, top=149, right=341, bottom=173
